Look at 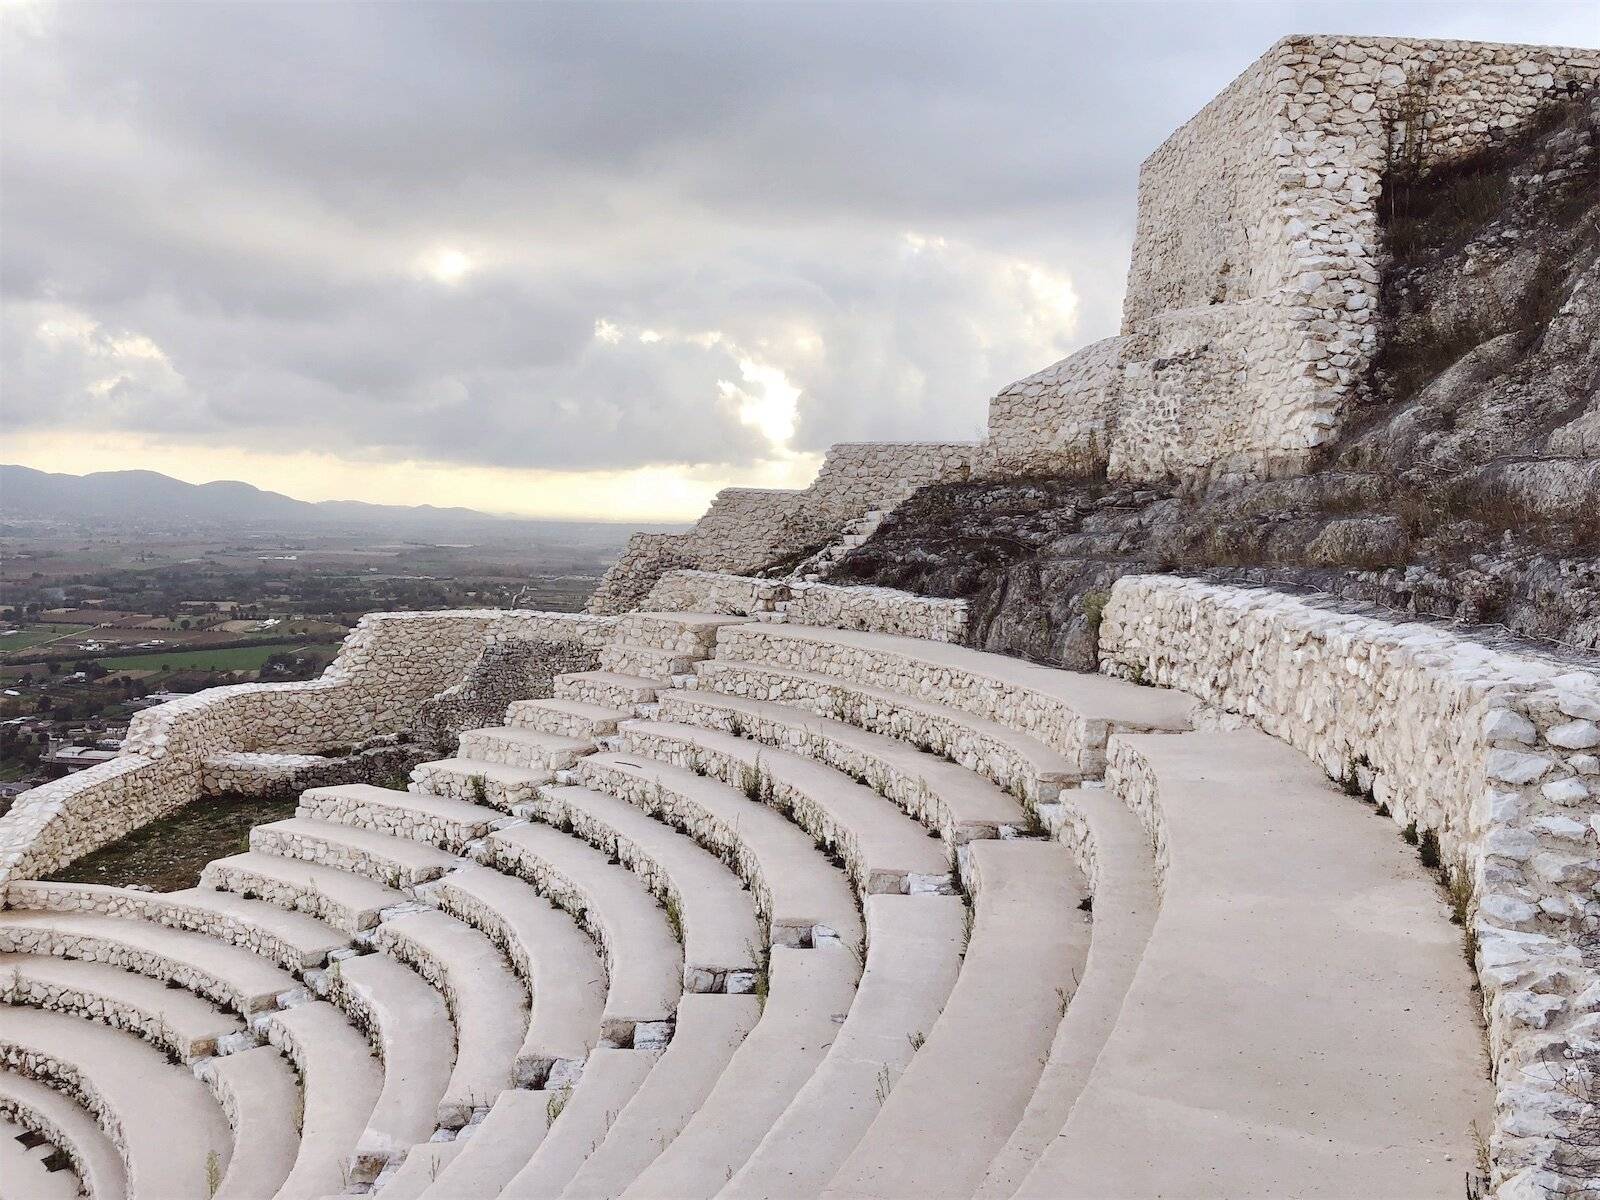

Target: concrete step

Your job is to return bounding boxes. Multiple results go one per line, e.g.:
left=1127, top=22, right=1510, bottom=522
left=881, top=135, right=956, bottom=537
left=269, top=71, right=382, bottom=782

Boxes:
left=0, top=951, right=244, bottom=1063
left=202, top=850, right=406, bottom=935
left=656, top=689, right=1027, bottom=843
left=374, top=1140, right=464, bottom=1200
left=724, top=895, right=966, bottom=1198
left=199, top=1043, right=302, bottom=1200
left=0, top=1112, right=81, bottom=1200
left=0, top=910, right=297, bottom=1016
left=611, top=612, right=755, bottom=655
left=411, top=757, right=552, bottom=812
left=619, top=944, right=860, bottom=1200
left=577, top=752, right=863, bottom=951
left=553, top=671, right=660, bottom=711
left=299, top=783, right=500, bottom=854
left=561, top=994, right=760, bottom=1200
left=417, top=864, right=604, bottom=1087
left=500, top=1047, right=663, bottom=1198
left=1016, top=730, right=1492, bottom=1198
left=598, top=644, right=698, bottom=682
left=693, top=658, right=1080, bottom=808
left=711, top=623, right=1194, bottom=776
left=418, top=1088, right=551, bottom=1200
left=525, top=785, right=764, bottom=993
left=0, top=1006, right=233, bottom=1200
left=615, top=720, right=955, bottom=897
left=0, top=1069, right=127, bottom=1200
left=325, top=951, right=456, bottom=1183
left=822, top=841, right=1089, bottom=1199
left=250, top=817, right=458, bottom=890
left=506, top=697, right=627, bottom=739
left=457, top=726, right=593, bottom=772
left=258, top=999, right=382, bottom=1200
left=974, top=779, right=1160, bottom=1198
left=369, top=907, right=529, bottom=1129
left=9, top=879, right=349, bottom=972
left=481, top=823, right=684, bottom=1047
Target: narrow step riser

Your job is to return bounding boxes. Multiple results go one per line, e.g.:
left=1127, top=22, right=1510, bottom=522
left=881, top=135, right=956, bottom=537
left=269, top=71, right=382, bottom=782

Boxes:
left=598, top=645, right=699, bottom=681
left=695, top=663, right=1076, bottom=807
left=250, top=827, right=448, bottom=891
left=456, top=732, right=589, bottom=772
left=298, top=794, right=493, bottom=856
left=554, top=673, right=659, bottom=709
left=200, top=862, right=381, bottom=935
left=410, top=763, right=547, bottom=813
left=615, top=728, right=956, bottom=898
left=503, top=702, right=621, bottom=739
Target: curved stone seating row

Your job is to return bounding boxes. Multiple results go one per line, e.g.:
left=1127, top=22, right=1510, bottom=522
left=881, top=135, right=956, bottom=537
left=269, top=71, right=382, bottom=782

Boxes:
left=505, top=697, right=626, bottom=739
left=419, top=1086, right=552, bottom=1199
left=575, top=752, right=864, bottom=951
left=598, top=643, right=698, bottom=682
left=1015, top=730, right=1491, bottom=1198
left=476, top=822, right=684, bottom=1046
left=416, top=864, right=605, bottom=1088
left=0, top=951, right=243, bottom=1063
left=821, top=840, right=1088, bottom=1200
left=319, top=949, right=456, bottom=1183
left=0, top=910, right=297, bottom=1016
left=619, top=943, right=861, bottom=1200
left=202, top=849, right=406, bottom=934
left=250, top=817, right=457, bottom=890
left=299, top=783, right=503, bottom=854
left=456, top=726, right=593, bottom=773
left=194, top=1043, right=303, bottom=1200
left=615, top=720, right=956, bottom=897
left=518, top=784, right=763, bottom=993
left=691, top=658, right=1079, bottom=808
left=411, top=756, right=552, bottom=812
left=0, top=1006, right=234, bottom=1200
left=4, top=880, right=348, bottom=973
left=612, top=611, right=754, bottom=655
left=0, top=1068, right=126, bottom=1200
left=257, top=998, right=382, bottom=1200
left=560, top=994, right=760, bottom=1200
left=654, top=689, right=1028, bottom=844
left=0, top=1110, right=81, bottom=1200
left=499, top=1046, right=663, bottom=1198
left=365, top=907, right=529, bottom=1129
left=722, top=894, right=965, bottom=1198
left=710, top=622, right=1194, bottom=775
left=552, top=669, right=661, bottom=713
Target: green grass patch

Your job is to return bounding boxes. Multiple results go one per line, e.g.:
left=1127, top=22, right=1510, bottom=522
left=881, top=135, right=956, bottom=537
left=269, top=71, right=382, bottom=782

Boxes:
left=93, top=642, right=311, bottom=674
left=46, top=793, right=299, bottom=892
left=0, top=625, right=92, bottom=656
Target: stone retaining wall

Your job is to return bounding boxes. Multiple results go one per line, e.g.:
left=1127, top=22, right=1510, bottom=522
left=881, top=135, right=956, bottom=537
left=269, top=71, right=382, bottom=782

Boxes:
left=588, top=442, right=972, bottom=613
left=977, top=35, right=1600, bottom=483
left=784, top=582, right=967, bottom=642
left=0, top=610, right=613, bottom=889
left=1098, top=574, right=1600, bottom=1194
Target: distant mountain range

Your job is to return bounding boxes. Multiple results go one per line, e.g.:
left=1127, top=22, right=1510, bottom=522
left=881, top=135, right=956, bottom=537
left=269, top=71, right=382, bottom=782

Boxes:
left=0, top=465, right=663, bottom=534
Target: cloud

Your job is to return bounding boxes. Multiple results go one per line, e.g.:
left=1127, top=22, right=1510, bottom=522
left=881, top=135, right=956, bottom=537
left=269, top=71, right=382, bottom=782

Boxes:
left=3, top=0, right=1596, bottom=511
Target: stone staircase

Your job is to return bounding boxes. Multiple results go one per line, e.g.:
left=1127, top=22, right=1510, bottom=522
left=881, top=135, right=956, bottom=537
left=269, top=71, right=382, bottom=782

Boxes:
left=0, top=613, right=1492, bottom=1199
left=789, top=509, right=885, bottom=582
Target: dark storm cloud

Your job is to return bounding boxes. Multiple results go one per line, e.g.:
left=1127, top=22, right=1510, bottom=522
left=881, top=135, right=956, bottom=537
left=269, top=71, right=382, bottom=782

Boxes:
left=3, top=0, right=1593, bottom=472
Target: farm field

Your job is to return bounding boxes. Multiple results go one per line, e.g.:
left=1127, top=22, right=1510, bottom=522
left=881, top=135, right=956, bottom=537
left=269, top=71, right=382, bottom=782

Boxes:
left=93, top=641, right=329, bottom=674
left=0, top=624, right=90, bottom=653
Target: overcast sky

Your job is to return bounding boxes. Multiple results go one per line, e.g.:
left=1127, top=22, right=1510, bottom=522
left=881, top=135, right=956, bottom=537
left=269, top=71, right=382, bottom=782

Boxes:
left=3, top=1, right=1594, bottom=519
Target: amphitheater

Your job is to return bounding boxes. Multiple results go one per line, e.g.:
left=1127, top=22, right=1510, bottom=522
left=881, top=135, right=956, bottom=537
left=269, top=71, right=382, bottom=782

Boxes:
left=3, top=33, right=1599, bottom=1200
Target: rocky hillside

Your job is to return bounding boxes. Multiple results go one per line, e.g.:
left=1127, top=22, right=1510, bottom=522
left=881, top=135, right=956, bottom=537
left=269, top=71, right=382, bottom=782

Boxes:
left=826, top=88, right=1600, bottom=669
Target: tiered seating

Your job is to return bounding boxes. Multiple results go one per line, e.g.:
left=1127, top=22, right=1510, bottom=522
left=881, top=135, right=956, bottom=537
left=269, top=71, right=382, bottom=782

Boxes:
left=0, top=611, right=1495, bottom=1196
left=0, top=1111, right=80, bottom=1200
left=1013, top=730, right=1490, bottom=1198
left=0, top=1070, right=125, bottom=1200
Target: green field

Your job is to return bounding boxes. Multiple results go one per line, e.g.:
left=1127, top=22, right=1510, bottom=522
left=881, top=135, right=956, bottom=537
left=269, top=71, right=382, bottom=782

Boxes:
left=0, top=624, right=93, bottom=655
left=95, top=642, right=318, bottom=674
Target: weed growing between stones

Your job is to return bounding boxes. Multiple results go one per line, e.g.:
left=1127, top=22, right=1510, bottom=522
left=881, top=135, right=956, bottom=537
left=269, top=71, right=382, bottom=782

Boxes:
left=547, top=1090, right=569, bottom=1123
left=1402, top=821, right=1420, bottom=846
left=1418, top=828, right=1442, bottom=870
left=874, top=1064, right=894, bottom=1106
left=469, top=773, right=489, bottom=806
left=907, top=1031, right=925, bottom=1052
left=206, top=1150, right=221, bottom=1197
left=664, top=895, right=684, bottom=945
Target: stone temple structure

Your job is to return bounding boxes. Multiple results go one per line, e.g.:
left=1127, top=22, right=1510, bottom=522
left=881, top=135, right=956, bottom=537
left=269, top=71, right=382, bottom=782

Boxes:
left=1, top=34, right=1598, bottom=1200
